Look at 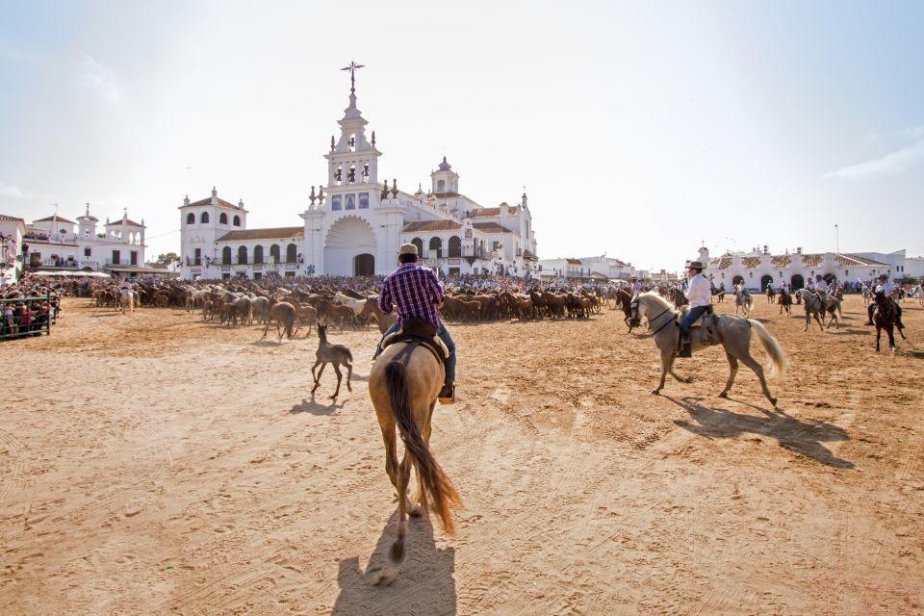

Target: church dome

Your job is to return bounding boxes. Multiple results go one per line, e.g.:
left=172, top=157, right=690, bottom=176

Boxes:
left=437, top=156, right=452, bottom=171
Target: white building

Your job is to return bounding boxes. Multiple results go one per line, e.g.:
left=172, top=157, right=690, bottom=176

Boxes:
left=178, top=68, right=538, bottom=280
left=697, top=245, right=909, bottom=291
left=16, top=207, right=149, bottom=278
left=538, top=255, right=636, bottom=280
left=0, top=214, right=26, bottom=285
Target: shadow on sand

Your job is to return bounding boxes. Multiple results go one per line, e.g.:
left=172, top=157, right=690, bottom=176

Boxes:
left=332, top=510, right=457, bottom=615
left=289, top=395, right=346, bottom=416
left=665, top=396, right=853, bottom=469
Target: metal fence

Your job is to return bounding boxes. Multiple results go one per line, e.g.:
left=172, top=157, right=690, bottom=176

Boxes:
left=0, top=294, right=54, bottom=340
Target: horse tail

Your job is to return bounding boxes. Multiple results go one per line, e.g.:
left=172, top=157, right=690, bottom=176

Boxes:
left=748, top=319, right=788, bottom=381
left=384, top=360, right=461, bottom=536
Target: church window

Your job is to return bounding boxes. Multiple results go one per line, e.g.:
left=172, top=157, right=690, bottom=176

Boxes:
left=348, top=166, right=356, bottom=184
left=359, top=192, right=369, bottom=209
left=233, top=215, right=241, bottom=226
left=429, top=237, right=442, bottom=259
left=222, top=246, right=232, bottom=265
left=346, top=195, right=355, bottom=210
left=437, top=179, right=446, bottom=193
left=331, top=195, right=342, bottom=210
left=253, top=245, right=264, bottom=264
left=448, top=236, right=462, bottom=258
left=238, top=246, right=248, bottom=264
left=84, top=247, right=91, bottom=257
left=186, top=213, right=195, bottom=224
left=219, top=213, right=228, bottom=224
left=270, top=244, right=280, bottom=263
left=335, top=167, right=343, bottom=185
left=286, top=243, right=297, bottom=263
left=201, top=212, right=210, bottom=224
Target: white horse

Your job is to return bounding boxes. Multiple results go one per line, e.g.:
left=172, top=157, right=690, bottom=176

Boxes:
left=631, top=292, right=787, bottom=406
left=118, top=288, right=135, bottom=314
left=734, top=284, right=752, bottom=317
left=333, top=291, right=367, bottom=317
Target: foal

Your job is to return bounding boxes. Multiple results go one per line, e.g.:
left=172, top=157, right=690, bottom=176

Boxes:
left=311, top=324, right=353, bottom=399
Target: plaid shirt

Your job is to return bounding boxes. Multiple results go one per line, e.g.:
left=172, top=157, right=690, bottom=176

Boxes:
left=379, top=263, right=444, bottom=328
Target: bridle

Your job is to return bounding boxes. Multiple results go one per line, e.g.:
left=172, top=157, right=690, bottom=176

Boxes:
left=631, top=296, right=675, bottom=335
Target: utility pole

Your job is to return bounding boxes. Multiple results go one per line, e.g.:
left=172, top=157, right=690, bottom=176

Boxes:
left=835, top=223, right=840, bottom=255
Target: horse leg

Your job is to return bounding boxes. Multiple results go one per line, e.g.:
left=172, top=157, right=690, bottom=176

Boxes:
left=875, top=324, right=881, bottom=352
left=653, top=351, right=671, bottom=395
left=887, top=325, right=896, bottom=352
left=739, top=353, right=777, bottom=407
left=331, top=364, right=343, bottom=400
left=391, top=454, right=412, bottom=565
left=311, top=361, right=325, bottom=393
left=719, top=352, right=738, bottom=398
left=345, top=361, right=352, bottom=392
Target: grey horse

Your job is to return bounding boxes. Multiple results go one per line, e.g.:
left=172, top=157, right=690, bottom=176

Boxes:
left=734, top=285, right=752, bottom=317
left=797, top=289, right=840, bottom=331
left=632, top=292, right=788, bottom=407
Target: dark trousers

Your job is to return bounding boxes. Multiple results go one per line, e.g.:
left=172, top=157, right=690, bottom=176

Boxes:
left=680, top=305, right=710, bottom=343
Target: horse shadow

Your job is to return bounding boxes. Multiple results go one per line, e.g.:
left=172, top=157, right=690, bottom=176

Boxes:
left=289, top=396, right=345, bottom=416
left=665, top=396, right=854, bottom=469
left=331, top=511, right=457, bottom=615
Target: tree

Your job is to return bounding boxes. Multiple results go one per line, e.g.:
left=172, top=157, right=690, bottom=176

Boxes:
left=156, top=252, right=179, bottom=265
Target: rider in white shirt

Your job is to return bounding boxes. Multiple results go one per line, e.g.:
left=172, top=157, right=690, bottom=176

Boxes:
left=678, top=261, right=712, bottom=358
left=868, top=273, right=902, bottom=325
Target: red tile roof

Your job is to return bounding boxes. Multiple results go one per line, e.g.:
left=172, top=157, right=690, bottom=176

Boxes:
left=402, top=220, right=463, bottom=233
left=472, top=222, right=512, bottom=234
left=0, top=214, right=25, bottom=223
left=217, top=227, right=304, bottom=241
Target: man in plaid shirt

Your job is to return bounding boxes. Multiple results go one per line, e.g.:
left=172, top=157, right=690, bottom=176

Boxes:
left=374, top=243, right=457, bottom=403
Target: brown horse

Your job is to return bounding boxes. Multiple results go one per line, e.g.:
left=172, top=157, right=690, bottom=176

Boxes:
left=614, top=289, right=637, bottom=332
left=873, top=291, right=906, bottom=352
left=778, top=289, right=792, bottom=315
left=368, top=339, right=461, bottom=584
left=359, top=297, right=398, bottom=334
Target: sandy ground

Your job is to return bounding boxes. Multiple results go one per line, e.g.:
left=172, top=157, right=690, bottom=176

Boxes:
left=1, top=295, right=923, bottom=615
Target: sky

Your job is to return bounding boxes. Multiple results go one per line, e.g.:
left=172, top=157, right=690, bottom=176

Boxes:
left=1, top=0, right=923, bottom=272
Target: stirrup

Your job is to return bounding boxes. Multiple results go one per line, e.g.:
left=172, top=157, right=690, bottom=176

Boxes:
left=438, top=384, right=455, bottom=404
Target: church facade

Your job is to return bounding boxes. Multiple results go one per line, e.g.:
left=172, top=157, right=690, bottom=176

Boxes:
left=179, top=69, right=538, bottom=280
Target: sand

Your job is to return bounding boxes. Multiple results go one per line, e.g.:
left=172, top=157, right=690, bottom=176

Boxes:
left=1, top=295, right=922, bottom=615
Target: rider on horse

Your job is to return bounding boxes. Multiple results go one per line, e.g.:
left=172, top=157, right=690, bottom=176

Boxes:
left=867, top=273, right=902, bottom=326
left=373, top=243, right=457, bottom=404
left=678, top=260, right=712, bottom=358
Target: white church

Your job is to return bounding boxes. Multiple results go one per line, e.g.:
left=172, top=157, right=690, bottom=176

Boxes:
left=179, top=65, right=538, bottom=280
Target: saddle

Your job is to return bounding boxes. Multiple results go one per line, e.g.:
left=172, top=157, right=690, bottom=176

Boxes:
left=381, top=318, right=450, bottom=364
left=676, top=306, right=721, bottom=344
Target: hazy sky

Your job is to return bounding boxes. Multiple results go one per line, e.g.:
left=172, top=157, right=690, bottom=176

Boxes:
left=1, top=0, right=923, bottom=271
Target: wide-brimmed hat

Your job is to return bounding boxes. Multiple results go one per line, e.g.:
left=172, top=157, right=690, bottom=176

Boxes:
left=398, top=243, right=418, bottom=256
left=687, top=261, right=705, bottom=270
left=878, top=273, right=889, bottom=279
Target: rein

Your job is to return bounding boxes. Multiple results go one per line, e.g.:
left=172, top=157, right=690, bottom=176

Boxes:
left=645, top=306, right=675, bottom=335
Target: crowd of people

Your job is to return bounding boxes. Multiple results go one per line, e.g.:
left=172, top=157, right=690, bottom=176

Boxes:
left=0, top=275, right=61, bottom=339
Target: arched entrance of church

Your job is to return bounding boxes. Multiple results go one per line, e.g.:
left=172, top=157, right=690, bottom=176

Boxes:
left=760, top=274, right=774, bottom=291
left=791, top=274, right=805, bottom=290
left=323, top=216, right=377, bottom=276
left=354, top=253, right=374, bottom=276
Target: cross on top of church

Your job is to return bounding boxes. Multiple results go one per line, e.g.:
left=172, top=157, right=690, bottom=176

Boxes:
left=341, top=60, right=365, bottom=94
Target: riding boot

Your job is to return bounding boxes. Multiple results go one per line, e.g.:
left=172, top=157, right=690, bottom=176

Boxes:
left=676, top=333, right=692, bottom=358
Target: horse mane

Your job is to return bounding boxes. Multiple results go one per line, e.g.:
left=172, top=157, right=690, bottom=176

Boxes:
left=639, top=291, right=674, bottom=311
